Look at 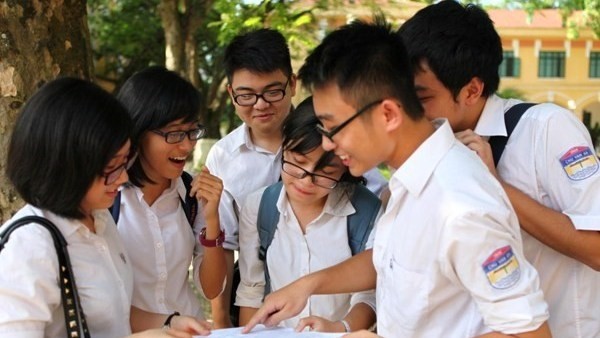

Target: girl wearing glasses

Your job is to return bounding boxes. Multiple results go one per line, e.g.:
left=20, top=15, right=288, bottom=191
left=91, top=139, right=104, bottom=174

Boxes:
left=0, top=77, right=208, bottom=337
left=114, top=67, right=226, bottom=331
left=235, top=97, right=379, bottom=332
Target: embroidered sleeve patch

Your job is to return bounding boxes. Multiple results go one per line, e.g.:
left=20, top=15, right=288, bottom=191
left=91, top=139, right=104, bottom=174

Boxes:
left=560, top=146, right=599, bottom=181
left=482, top=245, right=521, bottom=289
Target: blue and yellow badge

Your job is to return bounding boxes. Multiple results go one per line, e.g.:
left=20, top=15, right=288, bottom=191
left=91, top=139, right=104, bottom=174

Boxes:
left=560, top=146, right=599, bottom=181
left=482, top=245, right=521, bottom=289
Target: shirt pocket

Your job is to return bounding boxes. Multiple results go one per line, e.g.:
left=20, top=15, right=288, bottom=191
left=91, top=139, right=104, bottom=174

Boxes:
left=384, top=257, right=430, bottom=332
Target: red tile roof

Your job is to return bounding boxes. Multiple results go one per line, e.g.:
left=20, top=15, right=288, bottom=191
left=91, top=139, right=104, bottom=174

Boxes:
left=488, top=9, right=585, bottom=28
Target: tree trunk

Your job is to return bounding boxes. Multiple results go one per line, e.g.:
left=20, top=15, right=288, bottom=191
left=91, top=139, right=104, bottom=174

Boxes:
left=0, top=0, right=93, bottom=222
left=158, top=0, right=184, bottom=72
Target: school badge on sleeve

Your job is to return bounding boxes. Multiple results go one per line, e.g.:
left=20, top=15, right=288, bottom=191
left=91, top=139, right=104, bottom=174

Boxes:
left=482, top=245, right=521, bottom=289
left=559, top=146, right=599, bottom=181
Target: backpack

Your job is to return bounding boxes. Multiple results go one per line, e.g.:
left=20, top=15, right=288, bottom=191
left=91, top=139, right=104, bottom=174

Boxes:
left=488, top=103, right=536, bottom=167
left=109, top=171, right=198, bottom=227
left=256, top=181, right=382, bottom=296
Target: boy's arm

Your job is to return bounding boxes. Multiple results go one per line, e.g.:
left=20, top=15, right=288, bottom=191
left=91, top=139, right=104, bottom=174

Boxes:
left=502, top=182, right=600, bottom=270
left=243, top=249, right=376, bottom=333
left=456, top=129, right=600, bottom=271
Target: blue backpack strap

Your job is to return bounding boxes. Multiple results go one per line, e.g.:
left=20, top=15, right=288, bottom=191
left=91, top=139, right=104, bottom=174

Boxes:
left=180, top=171, right=198, bottom=228
left=347, top=184, right=381, bottom=255
left=257, top=181, right=283, bottom=297
left=489, top=103, right=536, bottom=167
left=109, top=191, right=122, bottom=224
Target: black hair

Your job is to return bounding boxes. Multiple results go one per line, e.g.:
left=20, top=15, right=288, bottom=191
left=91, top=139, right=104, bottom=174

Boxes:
left=298, top=16, right=423, bottom=120
left=282, top=96, right=364, bottom=186
left=116, top=66, right=201, bottom=187
left=7, top=77, right=131, bottom=219
left=397, top=1, right=503, bottom=99
left=224, top=28, right=293, bottom=83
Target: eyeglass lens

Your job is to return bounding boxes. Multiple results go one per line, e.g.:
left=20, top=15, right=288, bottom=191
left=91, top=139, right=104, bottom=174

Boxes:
left=282, top=161, right=338, bottom=189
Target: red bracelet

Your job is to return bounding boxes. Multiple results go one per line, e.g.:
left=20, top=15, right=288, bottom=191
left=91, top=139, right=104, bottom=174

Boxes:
left=199, top=228, right=224, bottom=247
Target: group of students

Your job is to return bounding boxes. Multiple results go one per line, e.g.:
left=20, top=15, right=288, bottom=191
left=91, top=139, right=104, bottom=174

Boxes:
left=1, top=1, right=599, bottom=338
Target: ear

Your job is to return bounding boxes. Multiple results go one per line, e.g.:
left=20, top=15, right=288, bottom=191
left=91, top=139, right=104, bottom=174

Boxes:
left=289, top=73, right=298, bottom=97
left=380, top=99, right=403, bottom=132
left=226, top=83, right=233, bottom=97
left=461, top=77, right=485, bottom=105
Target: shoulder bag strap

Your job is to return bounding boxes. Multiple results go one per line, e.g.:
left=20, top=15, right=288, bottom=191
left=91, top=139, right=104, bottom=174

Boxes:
left=0, top=215, right=90, bottom=338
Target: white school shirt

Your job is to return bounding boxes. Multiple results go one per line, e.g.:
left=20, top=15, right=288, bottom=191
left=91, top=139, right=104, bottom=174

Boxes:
left=116, top=177, right=206, bottom=318
left=372, top=119, right=548, bottom=337
left=236, top=185, right=377, bottom=329
left=476, top=95, right=600, bottom=337
left=204, top=124, right=282, bottom=250
left=0, top=205, right=133, bottom=338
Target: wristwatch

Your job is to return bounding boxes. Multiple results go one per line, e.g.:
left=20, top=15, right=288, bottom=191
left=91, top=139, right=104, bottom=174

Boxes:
left=199, top=228, right=224, bottom=247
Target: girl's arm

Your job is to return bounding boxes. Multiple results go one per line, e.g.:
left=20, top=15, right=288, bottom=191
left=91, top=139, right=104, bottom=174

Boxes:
left=191, top=167, right=227, bottom=299
left=129, top=306, right=210, bottom=335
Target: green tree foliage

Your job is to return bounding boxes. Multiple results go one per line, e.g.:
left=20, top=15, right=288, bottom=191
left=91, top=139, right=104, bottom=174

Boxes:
left=87, top=0, right=319, bottom=138
left=88, top=0, right=164, bottom=86
left=497, top=87, right=527, bottom=100
left=502, top=0, right=600, bottom=38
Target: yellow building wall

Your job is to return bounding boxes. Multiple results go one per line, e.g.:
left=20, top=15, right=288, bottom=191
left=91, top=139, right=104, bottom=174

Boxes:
left=498, top=28, right=600, bottom=128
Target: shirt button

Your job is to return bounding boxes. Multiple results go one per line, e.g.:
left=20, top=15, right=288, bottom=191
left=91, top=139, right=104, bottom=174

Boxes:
left=156, top=242, right=163, bottom=249
left=159, top=272, right=167, bottom=280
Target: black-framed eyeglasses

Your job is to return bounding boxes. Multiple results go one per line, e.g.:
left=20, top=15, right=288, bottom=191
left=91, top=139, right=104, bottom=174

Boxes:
left=151, top=124, right=206, bottom=144
left=316, top=99, right=383, bottom=141
left=282, top=160, right=339, bottom=189
left=102, top=153, right=137, bottom=185
left=232, top=79, right=289, bottom=106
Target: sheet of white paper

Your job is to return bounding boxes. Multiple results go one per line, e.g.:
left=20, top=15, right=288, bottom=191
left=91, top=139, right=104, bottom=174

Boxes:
left=193, top=324, right=344, bottom=337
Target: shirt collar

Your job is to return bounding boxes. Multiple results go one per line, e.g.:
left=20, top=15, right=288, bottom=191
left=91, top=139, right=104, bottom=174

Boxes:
left=474, top=94, right=507, bottom=138
left=390, top=118, right=455, bottom=197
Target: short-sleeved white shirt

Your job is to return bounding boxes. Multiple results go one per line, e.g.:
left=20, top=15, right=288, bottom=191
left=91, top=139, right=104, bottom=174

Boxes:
left=116, top=177, right=206, bottom=318
left=476, top=95, right=600, bottom=337
left=0, top=205, right=133, bottom=338
left=204, top=124, right=282, bottom=250
left=372, top=119, right=548, bottom=337
left=236, top=185, right=377, bottom=329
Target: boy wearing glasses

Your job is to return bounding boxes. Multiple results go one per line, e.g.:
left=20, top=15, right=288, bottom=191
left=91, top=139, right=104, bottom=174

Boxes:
left=243, top=18, right=551, bottom=337
left=398, top=2, right=600, bottom=337
left=203, top=28, right=297, bottom=328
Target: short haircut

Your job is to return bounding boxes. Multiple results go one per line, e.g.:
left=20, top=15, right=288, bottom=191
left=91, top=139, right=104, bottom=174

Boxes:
left=224, top=28, right=293, bottom=83
left=283, top=96, right=364, bottom=185
left=398, top=1, right=502, bottom=99
left=116, top=66, right=201, bottom=187
left=298, top=17, right=423, bottom=120
left=7, top=77, right=131, bottom=219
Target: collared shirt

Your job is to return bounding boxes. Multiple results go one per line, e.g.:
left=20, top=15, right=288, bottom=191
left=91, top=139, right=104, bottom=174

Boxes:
left=236, top=185, right=377, bottom=329
left=117, top=177, right=206, bottom=318
left=372, top=119, right=548, bottom=337
left=204, top=124, right=282, bottom=250
left=0, top=205, right=133, bottom=338
left=477, top=95, right=600, bottom=337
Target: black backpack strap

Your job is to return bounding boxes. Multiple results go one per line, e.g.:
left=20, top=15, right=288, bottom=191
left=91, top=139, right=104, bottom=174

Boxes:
left=488, top=103, right=536, bottom=167
left=180, top=171, right=198, bottom=228
left=347, top=185, right=381, bottom=255
left=0, top=216, right=90, bottom=338
left=108, top=190, right=122, bottom=224
left=257, top=182, right=283, bottom=297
